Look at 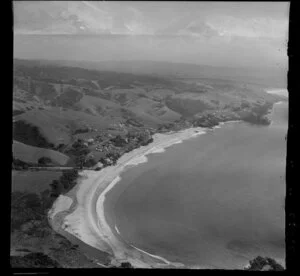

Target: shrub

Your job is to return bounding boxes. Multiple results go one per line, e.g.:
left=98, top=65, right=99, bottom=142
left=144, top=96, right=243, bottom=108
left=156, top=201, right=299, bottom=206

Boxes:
left=84, top=158, right=97, bottom=168
left=12, top=158, right=37, bottom=170
left=245, top=256, right=284, bottom=271
left=120, top=262, right=133, bottom=268
left=11, top=252, right=62, bottom=268
left=48, top=170, right=78, bottom=196
left=38, top=157, right=53, bottom=166
left=110, top=135, right=127, bottom=147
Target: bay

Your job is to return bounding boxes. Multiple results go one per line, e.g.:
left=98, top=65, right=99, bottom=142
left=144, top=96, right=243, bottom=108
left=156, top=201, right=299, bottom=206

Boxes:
left=105, top=101, right=287, bottom=269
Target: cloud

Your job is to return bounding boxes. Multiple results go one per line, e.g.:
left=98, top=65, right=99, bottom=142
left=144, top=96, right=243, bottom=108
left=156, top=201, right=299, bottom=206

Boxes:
left=179, top=20, right=220, bottom=38
left=14, top=1, right=288, bottom=40
left=155, top=14, right=193, bottom=36
left=12, top=0, right=288, bottom=71
left=206, top=15, right=288, bottom=39
left=81, top=1, right=109, bottom=16
left=120, top=6, right=154, bottom=35
left=13, top=1, right=113, bottom=35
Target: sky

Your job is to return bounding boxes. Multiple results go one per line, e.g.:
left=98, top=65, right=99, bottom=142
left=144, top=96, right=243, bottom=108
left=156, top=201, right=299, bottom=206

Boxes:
left=13, top=1, right=289, bottom=69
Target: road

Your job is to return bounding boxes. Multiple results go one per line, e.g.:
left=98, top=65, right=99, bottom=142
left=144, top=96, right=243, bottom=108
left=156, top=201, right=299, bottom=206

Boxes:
left=27, top=166, right=93, bottom=171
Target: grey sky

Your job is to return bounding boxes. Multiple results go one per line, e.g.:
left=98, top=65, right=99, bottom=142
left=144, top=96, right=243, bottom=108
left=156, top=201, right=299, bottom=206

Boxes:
left=13, top=1, right=289, bottom=69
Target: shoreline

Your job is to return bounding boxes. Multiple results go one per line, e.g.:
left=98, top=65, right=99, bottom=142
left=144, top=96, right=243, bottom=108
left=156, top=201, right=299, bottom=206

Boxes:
left=47, top=115, right=276, bottom=268
left=48, top=125, right=211, bottom=268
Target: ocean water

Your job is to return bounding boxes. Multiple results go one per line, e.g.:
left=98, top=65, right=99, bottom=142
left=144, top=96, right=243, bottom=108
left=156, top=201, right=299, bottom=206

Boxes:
left=105, top=102, right=287, bottom=269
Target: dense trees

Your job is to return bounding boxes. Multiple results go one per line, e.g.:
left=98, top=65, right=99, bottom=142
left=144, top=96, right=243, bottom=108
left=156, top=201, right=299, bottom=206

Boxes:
left=110, top=135, right=127, bottom=147
left=120, top=262, right=133, bottom=268
left=84, top=158, right=97, bottom=168
left=12, top=158, right=37, bottom=170
left=54, top=143, right=66, bottom=152
left=11, top=192, right=44, bottom=231
left=53, top=88, right=83, bottom=108
left=65, top=139, right=90, bottom=168
left=38, top=157, right=53, bottom=166
left=49, top=169, right=79, bottom=197
left=245, top=256, right=284, bottom=271
left=13, top=120, right=54, bottom=149
left=13, top=110, right=25, bottom=116
left=11, top=252, right=62, bottom=268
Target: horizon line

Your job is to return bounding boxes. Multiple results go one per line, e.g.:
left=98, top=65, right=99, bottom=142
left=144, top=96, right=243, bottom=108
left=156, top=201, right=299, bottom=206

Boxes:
left=13, top=57, right=287, bottom=71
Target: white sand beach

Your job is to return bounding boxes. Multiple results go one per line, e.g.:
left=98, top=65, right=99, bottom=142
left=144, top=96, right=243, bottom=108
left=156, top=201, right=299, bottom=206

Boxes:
left=48, top=195, right=73, bottom=220
left=48, top=127, right=208, bottom=268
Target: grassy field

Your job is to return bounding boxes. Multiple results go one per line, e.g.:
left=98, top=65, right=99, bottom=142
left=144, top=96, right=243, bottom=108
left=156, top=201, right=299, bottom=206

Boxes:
left=13, top=141, right=70, bottom=165
left=12, top=170, right=62, bottom=193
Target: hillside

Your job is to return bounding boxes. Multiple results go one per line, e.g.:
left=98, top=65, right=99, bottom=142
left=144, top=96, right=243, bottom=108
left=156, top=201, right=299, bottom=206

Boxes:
left=13, top=141, right=70, bottom=165
left=12, top=170, right=62, bottom=193
left=12, top=58, right=285, bottom=168
left=15, top=59, right=286, bottom=88
left=11, top=58, right=287, bottom=268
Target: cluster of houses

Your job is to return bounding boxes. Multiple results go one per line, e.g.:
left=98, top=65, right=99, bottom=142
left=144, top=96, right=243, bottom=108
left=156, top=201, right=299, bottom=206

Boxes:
left=95, top=142, right=116, bottom=153
left=79, top=128, right=155, bottom=170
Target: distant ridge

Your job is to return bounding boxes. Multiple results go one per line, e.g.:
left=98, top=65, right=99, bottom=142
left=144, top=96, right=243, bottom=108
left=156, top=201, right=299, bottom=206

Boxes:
left=14, top=58, right=286, bottom=88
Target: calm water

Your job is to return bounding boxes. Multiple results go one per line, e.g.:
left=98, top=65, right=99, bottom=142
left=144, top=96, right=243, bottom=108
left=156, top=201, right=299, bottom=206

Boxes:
left=105, top=102, right=287, bottom=269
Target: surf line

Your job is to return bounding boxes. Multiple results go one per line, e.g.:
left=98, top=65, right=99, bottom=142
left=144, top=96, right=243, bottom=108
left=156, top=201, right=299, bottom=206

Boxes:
left=130, top=244, right=171, bottom=265
left=115, top=224, right=121, bottom=235
left=114, top=223, right=171, bottom=265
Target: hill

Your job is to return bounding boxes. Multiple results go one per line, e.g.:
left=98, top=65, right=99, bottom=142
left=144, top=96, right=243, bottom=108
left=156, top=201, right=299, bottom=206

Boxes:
left=13, top=140, right=70, bottom=165
left=11, top=58, right=286, bottom=268
left=12, top=170, right=62, bottom=193
left=12, top=58, right=285, bottom=168
left=15, top=58, right=286, bottom=88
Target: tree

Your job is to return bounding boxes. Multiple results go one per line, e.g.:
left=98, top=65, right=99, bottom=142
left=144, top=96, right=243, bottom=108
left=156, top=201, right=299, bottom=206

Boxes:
left=12, top=158, right=31, bottom=170
left=111, top=135, right=126, bottom=147
left=84, top=158, right=97, bottom=168
left=38, top=156, right=53, bottom=166
left=75, top=155, right=86, bottom=169
left=50, top=180, right=59, bottom=190
left=245, top=256, right=284, bottom=271
left=49, top=180, right=64, bottom=197
left=11, top=252, right=62, bottom=268
left=48, top=170, right=79, bottom=196
left=120, top=262, right=133, bottom=268
left=55, top=143, right=65, bottom=151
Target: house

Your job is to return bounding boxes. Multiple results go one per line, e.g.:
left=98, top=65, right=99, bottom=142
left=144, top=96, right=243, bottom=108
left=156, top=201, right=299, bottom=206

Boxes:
left=105, top=158, right=113, bottom=165
left=96, top=162, right=104, bottom=168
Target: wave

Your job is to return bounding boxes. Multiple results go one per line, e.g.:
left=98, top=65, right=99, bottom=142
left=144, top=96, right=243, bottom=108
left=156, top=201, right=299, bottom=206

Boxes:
left=94, top=124, right=241, bottom=267
left=125, top=155, right=149, bottom=167
left=150, top=147, right=166, bottom=154
left=171, top=140, right=183, bottom=145
left=129, top=244, right=172, bottom=265
left=115, top=225, right=121, bottom=235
